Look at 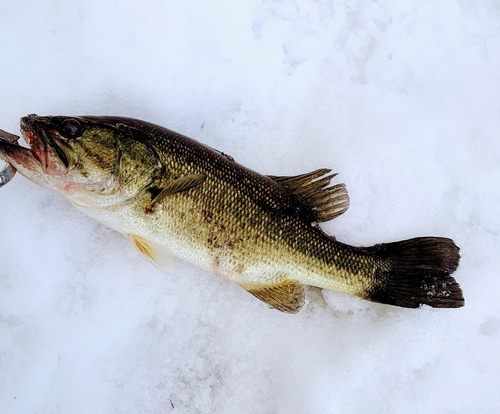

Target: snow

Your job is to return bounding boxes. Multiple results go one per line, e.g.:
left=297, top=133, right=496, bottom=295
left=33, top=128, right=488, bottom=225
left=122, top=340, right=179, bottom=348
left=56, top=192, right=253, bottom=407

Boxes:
left=1, top=0, right=499, bottom=413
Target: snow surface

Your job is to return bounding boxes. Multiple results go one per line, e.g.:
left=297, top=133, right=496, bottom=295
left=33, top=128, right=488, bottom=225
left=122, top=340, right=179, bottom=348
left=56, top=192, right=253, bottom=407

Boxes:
left=1, top=1, right=499, bottom=413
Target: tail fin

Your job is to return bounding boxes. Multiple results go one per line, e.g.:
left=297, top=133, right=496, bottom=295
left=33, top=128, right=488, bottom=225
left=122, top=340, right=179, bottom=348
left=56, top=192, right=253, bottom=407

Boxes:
left=367, top=237, right=464, bottom=308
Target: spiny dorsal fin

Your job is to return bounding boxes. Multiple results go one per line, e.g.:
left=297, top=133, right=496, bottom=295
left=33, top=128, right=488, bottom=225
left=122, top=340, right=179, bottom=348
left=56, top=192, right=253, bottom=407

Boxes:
left=150, top=173, right=206, bottom=209
left=241, top=279, right=305, bottom=313
left=269, top=169, right=349, bottom=223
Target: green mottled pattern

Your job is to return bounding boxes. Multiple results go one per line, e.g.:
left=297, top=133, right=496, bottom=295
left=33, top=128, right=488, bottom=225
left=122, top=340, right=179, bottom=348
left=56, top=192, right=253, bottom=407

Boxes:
left=90, top=117, right=384, bottom=297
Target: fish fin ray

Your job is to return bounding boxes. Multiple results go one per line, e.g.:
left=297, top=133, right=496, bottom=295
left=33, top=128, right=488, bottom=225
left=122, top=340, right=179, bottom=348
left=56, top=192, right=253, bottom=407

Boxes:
left=149, top=173, right=206, bottom=208
left=268, top=169, right=349, bottom=223
left=241, top=279, right=305, bottom=313
left=129, top=234, right=174, bottom=274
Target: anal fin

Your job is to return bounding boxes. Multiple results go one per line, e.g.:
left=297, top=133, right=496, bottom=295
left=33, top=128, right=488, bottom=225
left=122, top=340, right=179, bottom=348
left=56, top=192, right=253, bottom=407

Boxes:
left=241, top=279, right=305, bottom=314
left=129, top=234, right=174, bottom=274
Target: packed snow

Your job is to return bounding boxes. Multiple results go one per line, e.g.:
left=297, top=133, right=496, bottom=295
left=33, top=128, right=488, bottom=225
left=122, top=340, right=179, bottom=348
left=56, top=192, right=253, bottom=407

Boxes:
left=1, top=1, right=499, bottom=413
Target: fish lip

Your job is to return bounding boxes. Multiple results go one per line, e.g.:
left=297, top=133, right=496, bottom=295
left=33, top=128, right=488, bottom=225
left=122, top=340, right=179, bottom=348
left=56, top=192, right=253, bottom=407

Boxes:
left=20, top=115, right=47, bottom=169
left=20, top=115, right=70, bottom=170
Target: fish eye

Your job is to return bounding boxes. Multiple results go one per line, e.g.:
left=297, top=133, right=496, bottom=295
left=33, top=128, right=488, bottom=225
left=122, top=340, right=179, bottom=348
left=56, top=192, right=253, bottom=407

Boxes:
left=59, top=119, right=82, bottom=138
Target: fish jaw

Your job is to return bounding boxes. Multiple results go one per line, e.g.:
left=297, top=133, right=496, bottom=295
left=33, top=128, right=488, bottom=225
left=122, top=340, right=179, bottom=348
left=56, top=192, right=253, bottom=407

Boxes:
left=0, top=140, right=41, bottom=179
left=20, top=115, right=70, bottom=176
left=0, top=139, right=67, bottom=191
left=20, top=116, right=47, bottom=169
left=0, top=119, right=68, bottom=191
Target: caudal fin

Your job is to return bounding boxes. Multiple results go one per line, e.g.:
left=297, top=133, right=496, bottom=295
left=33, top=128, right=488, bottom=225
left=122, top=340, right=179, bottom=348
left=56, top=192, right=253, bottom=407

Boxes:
left=367, top=237, right=464, bottom=308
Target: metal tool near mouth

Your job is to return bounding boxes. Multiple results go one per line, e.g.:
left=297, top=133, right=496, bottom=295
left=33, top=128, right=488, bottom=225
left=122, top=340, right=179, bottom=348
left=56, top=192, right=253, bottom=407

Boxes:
left=0, top=128, right=21, bottom=188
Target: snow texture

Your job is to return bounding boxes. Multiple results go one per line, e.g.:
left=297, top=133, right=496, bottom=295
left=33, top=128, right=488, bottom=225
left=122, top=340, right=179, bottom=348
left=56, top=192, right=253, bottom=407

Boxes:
left=1, top=1, right=499, bottom=413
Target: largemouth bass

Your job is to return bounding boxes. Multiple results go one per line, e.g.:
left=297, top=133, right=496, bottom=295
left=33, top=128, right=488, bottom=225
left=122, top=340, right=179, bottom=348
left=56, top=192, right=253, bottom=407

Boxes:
left=0, top=115, right=464, bottom=313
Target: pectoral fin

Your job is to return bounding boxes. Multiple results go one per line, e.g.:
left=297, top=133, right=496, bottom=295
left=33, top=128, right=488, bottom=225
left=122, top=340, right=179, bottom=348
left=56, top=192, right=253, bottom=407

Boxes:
left=241, top=279, right=305, bottom=313
left=150, top=173, right=206, bottom=209
left=129, top=234, right=174, bottom=274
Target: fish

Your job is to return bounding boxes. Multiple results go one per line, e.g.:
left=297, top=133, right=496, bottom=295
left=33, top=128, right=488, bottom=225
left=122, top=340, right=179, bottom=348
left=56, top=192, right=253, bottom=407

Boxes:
left=0, top=114, right=464, bottom=313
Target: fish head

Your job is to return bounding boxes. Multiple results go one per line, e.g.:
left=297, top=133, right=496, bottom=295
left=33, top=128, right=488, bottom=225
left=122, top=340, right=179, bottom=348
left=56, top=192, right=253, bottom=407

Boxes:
left=1, top=115, right=162, bottom=207
left=19, top=114, right=119, bottom=185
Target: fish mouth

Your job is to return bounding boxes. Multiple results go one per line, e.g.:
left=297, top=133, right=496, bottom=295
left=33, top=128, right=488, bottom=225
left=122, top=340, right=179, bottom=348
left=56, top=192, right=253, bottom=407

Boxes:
left=20, top=114, right=70, bottom=170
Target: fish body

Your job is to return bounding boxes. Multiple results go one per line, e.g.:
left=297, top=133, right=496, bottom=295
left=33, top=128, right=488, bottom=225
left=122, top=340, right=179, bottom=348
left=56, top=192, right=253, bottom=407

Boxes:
left=0, top=115, right=464, bottom=312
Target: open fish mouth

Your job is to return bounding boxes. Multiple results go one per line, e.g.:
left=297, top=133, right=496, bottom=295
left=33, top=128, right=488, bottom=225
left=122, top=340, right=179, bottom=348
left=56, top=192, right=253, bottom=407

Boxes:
left=20, top=114, right=70, bottom=170
left=0, top=115, right=70, bottom=188
left=20, top=114, right=50, bottom=170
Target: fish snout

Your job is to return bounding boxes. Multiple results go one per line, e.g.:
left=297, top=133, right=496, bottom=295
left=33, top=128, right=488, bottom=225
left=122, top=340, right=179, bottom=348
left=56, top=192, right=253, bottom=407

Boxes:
left=20, top=114, right=40, bottom=132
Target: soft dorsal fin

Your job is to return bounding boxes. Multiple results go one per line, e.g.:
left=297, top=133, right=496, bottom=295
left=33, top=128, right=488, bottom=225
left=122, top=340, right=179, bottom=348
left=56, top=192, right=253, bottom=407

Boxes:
left=149, top=173, right=206, bottom=209
left=268, top=169, right=349, bottom=223
left=240, top=279, right=305, bottom=313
